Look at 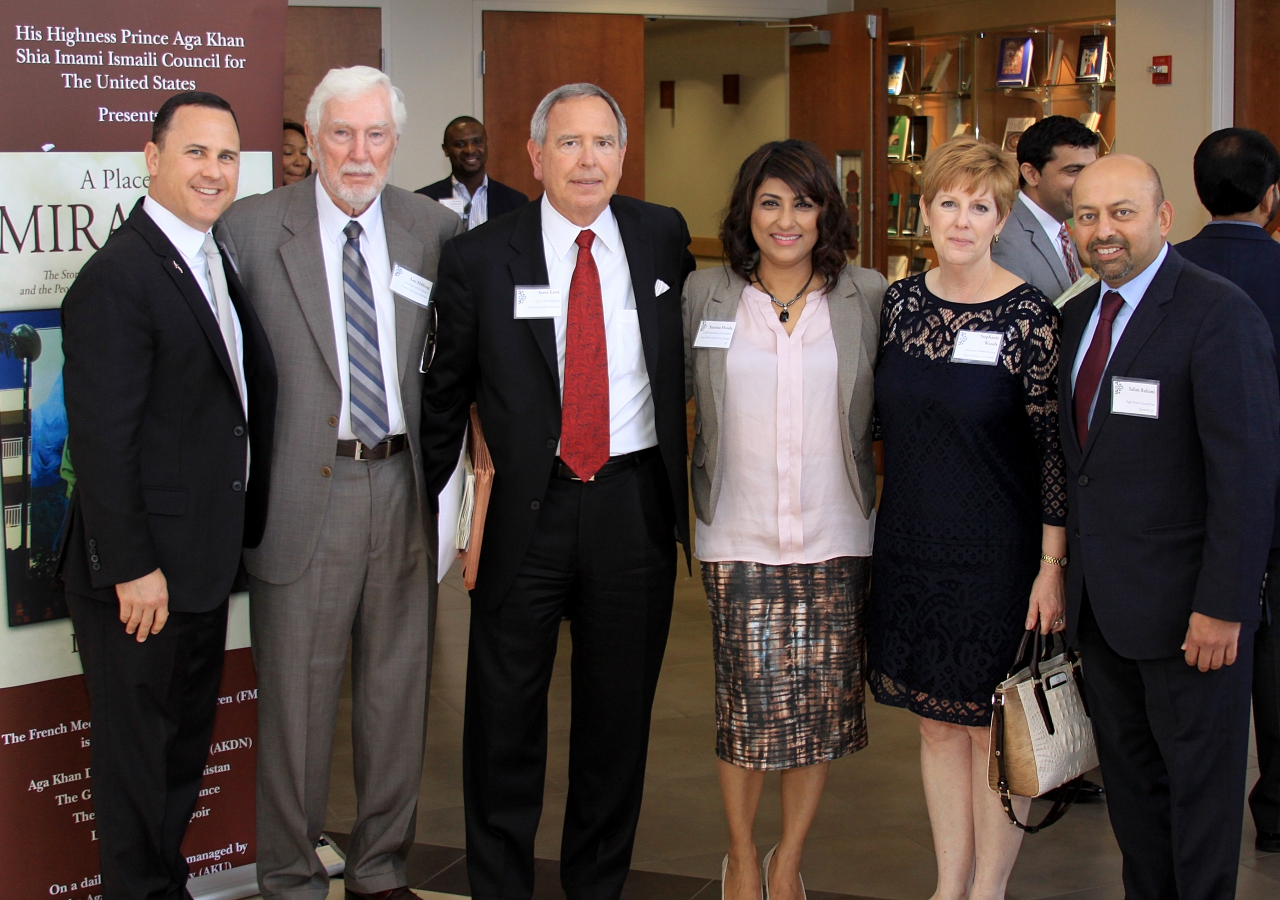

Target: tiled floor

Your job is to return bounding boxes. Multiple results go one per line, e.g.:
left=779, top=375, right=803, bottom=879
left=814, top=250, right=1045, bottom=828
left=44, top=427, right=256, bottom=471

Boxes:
left=321, top=564, right=1280, bottom=900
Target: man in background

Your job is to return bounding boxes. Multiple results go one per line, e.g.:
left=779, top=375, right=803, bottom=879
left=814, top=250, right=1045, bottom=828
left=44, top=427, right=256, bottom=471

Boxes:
left=61, top=91, right=276, bottom=900
left=993, top=115, right=1100, bottom=301
left=218, top=66, right=460, bottom=900
left=417, top=115, right=529, bottom=229
left=1177, top=126, right=1280, bottom=855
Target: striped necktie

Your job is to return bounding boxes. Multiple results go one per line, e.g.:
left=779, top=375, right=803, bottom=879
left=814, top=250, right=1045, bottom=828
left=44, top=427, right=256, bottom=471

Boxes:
left=1060, top=222, right=1083, bottom=283
left=342, top=220, right=389, bottom=448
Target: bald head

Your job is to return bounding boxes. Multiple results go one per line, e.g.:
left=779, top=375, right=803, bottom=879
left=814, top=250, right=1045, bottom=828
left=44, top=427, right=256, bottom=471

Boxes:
left=1071, top=153, right=1174, bottom=287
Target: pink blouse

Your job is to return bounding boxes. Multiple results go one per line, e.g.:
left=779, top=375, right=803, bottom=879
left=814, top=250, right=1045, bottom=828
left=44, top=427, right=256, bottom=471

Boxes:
left=695, top=284, right=874, bottom=565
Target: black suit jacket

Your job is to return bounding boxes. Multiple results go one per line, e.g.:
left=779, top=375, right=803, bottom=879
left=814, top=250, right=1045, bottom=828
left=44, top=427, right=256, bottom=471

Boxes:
left=416, top=176, right=529, bottom=221
left=1059, top=246, right=1279, bottom=658
left=1177, top=222, right=1280, bottom=547
left=59, top=199, right=277, bottom=612
left=421, top=195, right=695, bottom=609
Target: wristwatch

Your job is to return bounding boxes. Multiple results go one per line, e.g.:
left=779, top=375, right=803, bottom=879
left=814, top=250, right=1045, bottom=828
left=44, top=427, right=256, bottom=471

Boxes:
left=1040, top=553, right=1068, bottom=568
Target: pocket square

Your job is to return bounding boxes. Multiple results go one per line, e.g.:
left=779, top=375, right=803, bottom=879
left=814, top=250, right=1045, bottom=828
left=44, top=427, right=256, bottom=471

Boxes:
left=655, top=278, right=670, bottom=297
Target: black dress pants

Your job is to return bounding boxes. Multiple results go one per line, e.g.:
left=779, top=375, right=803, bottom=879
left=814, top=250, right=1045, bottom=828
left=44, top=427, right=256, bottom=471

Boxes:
left=463, top=451, right=676, bottom=900
left=1077, top=597, right=1254, bottom=900
left=1250, top=549, right=1280, bottom=835
left=69, top=593, right=228, bottom=900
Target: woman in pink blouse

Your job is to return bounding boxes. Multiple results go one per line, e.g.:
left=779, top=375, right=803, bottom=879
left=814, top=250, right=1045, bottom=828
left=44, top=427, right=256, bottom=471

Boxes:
left=682, top=141, right=887, bottom=900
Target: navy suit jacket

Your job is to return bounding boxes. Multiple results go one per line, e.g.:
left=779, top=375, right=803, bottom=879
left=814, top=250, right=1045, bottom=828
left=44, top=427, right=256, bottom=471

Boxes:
left=416, top=175, right=529, bottom=221
left=1177, top=222, right=1280, bottom=547
left=1059, top=247, right=1280, bottom=658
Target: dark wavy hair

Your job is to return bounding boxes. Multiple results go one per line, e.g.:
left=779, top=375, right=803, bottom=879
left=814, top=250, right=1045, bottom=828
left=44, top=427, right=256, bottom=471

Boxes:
left=720, top=140, right=851, bottom=290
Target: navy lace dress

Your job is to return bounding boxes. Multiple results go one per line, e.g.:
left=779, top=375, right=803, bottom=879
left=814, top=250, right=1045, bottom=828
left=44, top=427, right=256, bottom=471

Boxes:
left=868, top=274, right=1067, bottom=726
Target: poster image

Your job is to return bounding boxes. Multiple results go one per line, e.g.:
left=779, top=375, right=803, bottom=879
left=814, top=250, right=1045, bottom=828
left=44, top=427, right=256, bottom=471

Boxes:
left=0, top=309, right=67, bottom=627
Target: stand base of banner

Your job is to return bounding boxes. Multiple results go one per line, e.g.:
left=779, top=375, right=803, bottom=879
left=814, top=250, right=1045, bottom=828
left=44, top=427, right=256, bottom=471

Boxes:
left=189, top=864, right=260, bottom=900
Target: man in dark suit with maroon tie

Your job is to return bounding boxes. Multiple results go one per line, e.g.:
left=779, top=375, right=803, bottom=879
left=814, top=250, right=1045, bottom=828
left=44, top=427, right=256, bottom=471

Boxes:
left=1059, top=153, right=1280, bottom=900
left=421, top=83, right=694, bottom=900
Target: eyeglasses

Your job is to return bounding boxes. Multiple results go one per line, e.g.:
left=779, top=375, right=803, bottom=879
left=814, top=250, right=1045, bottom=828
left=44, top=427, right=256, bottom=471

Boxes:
left=418, top=302, right=438, bottom=373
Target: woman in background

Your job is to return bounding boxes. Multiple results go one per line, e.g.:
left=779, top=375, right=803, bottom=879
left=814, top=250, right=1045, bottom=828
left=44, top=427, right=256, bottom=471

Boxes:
left=683, top=140, right=886, bottom=900
left=869, top=137, right=1068, bottom=900
left=281, top=120, right=310, bottom=186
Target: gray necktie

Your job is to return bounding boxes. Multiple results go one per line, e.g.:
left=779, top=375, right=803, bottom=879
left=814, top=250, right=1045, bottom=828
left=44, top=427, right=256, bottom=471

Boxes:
left=342, top=220, right=389, bottom=447
left=200, top=234, right=247, bottom=415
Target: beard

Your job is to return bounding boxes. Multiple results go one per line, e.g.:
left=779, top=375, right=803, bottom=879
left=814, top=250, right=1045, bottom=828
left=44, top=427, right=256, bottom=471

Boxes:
left=316, top=156, right=387, bottom=209
left=1087, top=236, right=1135, bottom=282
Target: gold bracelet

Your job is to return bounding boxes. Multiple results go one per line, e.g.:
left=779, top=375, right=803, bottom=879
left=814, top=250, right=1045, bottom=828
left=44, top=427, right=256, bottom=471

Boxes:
left=1040, top=553, right=1068, bottom=568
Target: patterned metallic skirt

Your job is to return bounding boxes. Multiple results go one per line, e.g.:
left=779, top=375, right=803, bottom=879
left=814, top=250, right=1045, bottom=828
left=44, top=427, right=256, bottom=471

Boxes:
left=702, top=556, right=870, bottom=770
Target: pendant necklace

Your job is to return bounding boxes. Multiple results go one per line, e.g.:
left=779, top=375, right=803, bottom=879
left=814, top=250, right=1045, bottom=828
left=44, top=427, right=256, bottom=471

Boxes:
left=758, top=272, right=813, bottom=323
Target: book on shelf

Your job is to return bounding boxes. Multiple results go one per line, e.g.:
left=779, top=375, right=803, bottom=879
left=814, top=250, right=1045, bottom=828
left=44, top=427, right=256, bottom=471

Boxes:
left=921, top=51, right=952, bottom=92
left=1076, top=34, right=1108, bottom=83
left=902, top=194, right=921, bottom=236
left=887, top=193, right=900, bottom=235
left=1047, top=38, right=1066, bottom=85
left=888, top=54, right=906, bottom=95
left=953, top=122, right=972, bottom=137
left=888, top=255, right=910, bottom=283
left=907, top=115, right=932, bottom=161
left=996, top=36, right=1035, bottom=87
left=888, top=115, right=910, bottom=160
left=1002, top=116, right=1037, bottom=154
left=1079, top=111, right=1102, bottom=132
left=909, top=256, right=931, bottom=275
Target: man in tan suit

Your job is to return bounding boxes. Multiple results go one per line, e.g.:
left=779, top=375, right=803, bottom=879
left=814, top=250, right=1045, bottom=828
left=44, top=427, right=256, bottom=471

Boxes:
left=217, top=66, right=460, bottom=900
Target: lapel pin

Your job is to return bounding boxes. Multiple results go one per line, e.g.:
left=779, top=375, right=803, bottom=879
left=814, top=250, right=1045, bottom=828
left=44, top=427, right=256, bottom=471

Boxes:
left=172, top=260, right=183, bottom=274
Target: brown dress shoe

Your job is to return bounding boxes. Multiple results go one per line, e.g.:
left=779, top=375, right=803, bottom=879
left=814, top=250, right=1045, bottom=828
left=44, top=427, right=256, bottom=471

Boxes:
left=345, top=887, right=418, bottom=900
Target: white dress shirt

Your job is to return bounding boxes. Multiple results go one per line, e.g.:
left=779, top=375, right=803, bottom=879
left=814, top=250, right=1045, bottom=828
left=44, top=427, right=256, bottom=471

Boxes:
left=540, top=194, right=657, bottom=455
left=1018, top=191, right=1069, bottom=271
left=1070, top=242, right=1169, bottom=423
left=314, top=177, right=405, bottom=440
left=453, top=175, right=489, bottom=229
left=142, top=196, right=247, bottom=407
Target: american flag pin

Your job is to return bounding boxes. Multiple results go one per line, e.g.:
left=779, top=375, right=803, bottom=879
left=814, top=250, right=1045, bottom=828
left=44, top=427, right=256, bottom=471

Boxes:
left=173, top=260, right=183, bottom=274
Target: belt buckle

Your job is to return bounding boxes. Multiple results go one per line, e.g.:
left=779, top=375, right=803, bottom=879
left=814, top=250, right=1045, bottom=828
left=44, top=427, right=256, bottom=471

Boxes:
left=353, top=440, right=365, bottom=461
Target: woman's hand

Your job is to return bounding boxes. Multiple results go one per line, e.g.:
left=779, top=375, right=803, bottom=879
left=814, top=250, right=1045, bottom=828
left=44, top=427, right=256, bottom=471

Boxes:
left=1026, top=562, right=1066, bottom=634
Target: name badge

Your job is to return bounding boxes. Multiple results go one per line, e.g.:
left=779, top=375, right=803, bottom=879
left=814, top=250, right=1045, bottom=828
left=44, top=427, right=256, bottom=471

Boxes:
left=951, top=330, right=1004, bottom=365
left=390, top=263, right=433, bottom=308
left=1111, top=377, right=1160, bottom=418
left=514, top=286, right=564, bottom=319
left=439, top=197, right=468, bottom=219
left=693, top=320, right=736, bottom=349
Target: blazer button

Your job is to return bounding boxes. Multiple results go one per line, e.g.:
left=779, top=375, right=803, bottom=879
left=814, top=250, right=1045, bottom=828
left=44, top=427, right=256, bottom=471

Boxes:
left=321, top=466, right=332, bottom=477
left=90, top=554, right=99, bottom=563
left=232, top=481, right=243, bottom=492
left=328, top=416, right=339, bottom=427
left=234, top=426, right=245, bottom=437
left=88, top=539, right=97, bottom=549
left=530, top=500, right=540, bottom=511
left=546, top=439, right=556, bottom=450
left=92, top=563, right=101, bottom=571
left=1078, top=475, right=1089, bottom=486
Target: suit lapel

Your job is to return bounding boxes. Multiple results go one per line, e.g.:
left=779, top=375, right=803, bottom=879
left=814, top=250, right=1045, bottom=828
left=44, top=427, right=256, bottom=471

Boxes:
left=1058, top=282, right=1098, bottom=469
left=705, top=267, right=745, bottom=428
left=381, top=189, right=428, bottom=390
left=280, top=183, right=342, bottom=386
left=827, top=273, right=865, bottom=426
left=613, top=198, right=659, bottom=384
left=1019, top=202, right=1071, bottom=293
left=507, top=202, right=558, bottom=391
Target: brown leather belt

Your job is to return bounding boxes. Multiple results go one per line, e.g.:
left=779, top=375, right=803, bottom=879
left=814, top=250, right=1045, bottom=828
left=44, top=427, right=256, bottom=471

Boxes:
left=553, top=447, right=657, bottom=481
left=336, top=433, right=409, bottom=461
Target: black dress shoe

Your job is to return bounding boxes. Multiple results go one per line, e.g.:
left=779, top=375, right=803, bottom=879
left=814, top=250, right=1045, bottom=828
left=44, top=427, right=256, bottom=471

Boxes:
left=1258, top=829, right=1280, bottom=853
left=1042, top=778, right=1105, bottom=804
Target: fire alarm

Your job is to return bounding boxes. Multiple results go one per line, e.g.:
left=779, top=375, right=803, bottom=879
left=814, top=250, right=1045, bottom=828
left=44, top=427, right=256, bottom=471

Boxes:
left=1149, top=55, right=1172, bottom=85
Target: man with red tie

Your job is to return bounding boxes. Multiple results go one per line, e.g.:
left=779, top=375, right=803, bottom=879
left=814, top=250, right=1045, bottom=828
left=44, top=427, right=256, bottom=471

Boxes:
left=1060, top=153, right=1280, bottom=900
left=420, top=83, right=695, bottom=900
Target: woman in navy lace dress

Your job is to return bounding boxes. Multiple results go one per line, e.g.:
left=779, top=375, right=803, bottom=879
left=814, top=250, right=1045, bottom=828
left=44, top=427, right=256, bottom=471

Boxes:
left=869, top=138, right=1069, bottom=900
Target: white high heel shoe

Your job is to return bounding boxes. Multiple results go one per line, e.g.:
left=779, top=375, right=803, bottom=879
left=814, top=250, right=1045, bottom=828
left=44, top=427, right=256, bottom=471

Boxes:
left=761, top=844, right=806, bottom=900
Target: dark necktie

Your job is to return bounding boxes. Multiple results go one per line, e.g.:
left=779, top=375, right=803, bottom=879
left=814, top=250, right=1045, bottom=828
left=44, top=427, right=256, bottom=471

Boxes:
left=1059, top=223, right=1082, bottom=283
left=1073, top=290, right=1125, bottom=448
left=560, top=230, right=609, bottom=480
left=342, top=220, right=389, bottom=448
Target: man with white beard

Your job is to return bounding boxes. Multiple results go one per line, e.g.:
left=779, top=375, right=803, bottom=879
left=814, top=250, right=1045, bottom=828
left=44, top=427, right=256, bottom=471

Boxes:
left=216, top=66, right=461, bottom=900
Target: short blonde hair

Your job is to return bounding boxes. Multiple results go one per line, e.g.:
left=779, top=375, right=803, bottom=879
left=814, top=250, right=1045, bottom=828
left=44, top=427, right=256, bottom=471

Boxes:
left=920, top=137, right=1019, bottom=220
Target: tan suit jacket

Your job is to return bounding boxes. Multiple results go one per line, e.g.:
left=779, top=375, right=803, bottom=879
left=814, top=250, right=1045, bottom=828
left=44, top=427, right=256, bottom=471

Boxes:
left=216, top=175, right=463, bottom=584
left=682, top=263, right=886, bottom=525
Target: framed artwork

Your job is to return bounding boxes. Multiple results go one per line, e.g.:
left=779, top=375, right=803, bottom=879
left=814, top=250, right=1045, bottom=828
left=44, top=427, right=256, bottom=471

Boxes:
left=1075, top=34, right=1109, bottom=83
left=996, top=37, right=1035, bottom=87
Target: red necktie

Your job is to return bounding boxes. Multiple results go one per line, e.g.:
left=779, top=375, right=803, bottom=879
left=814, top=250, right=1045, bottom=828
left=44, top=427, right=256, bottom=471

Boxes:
left=560, top=230, right=610, bottom=480
left=1074, top=290, right=1125, bottom=448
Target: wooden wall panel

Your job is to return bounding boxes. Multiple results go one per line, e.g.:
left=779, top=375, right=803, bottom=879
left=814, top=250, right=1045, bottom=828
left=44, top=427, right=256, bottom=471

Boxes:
left=1235, top=0, right=1280, bottom=146
left=483, top=11, right=646, bottom=201
left=284, top=7, right=382, bottom=126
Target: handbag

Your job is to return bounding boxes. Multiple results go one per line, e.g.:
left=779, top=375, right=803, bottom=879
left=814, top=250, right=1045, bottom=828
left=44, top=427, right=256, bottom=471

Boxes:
left=987, top=628, right=1098, bottom=833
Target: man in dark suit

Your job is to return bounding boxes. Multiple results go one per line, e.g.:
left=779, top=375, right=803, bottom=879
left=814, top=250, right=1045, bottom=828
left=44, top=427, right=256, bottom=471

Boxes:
left=416, top=116, right=529, bottom=230
left=421, top=83, right=695, bottom=900
left=1060, top=153, right=1280, bottom=900
left=992, top=115, right=1099, bottom=301
left=60, top=91, right=276, bottom=900
left=1177, top=127, right=1280, bottom=855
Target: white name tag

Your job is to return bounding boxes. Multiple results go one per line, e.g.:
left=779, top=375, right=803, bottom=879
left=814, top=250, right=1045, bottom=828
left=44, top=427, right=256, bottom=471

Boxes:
left=514, top=286, right=564, bottom=319
left=951, top=330, right=1004, bottom=365
left=1111, top=377, right=1160, bottom=418
left=439, top=197, right=468, bottom=218
left=390, top=263, right=433, bottom=307
left=693, top=320, right=736, bottom=349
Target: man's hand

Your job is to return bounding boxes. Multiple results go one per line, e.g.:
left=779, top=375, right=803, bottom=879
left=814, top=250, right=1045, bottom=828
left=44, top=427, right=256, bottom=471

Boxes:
left=116, top=568, right=169, bottom=643
left=1181, top=612, right=1241, bottom=671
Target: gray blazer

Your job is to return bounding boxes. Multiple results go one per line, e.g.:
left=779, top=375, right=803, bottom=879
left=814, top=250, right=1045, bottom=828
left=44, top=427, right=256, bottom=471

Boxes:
left=992, top=195, right=1073, bottom=301
left=683, top=263, right=886, bottom=526
left=216, top=176, right=463, bottom=584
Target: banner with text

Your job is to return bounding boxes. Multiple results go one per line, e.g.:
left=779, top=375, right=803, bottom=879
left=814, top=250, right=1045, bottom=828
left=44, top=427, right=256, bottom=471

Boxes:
left=0, top=2, right=285, bottom=898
